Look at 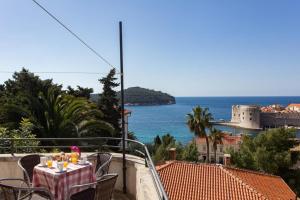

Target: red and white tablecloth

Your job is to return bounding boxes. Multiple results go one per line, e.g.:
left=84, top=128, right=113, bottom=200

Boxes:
left=32, top=162, right=96, bottom=200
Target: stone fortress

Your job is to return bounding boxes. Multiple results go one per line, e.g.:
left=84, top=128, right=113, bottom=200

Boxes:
left=231, top=104, right=300, bottom=129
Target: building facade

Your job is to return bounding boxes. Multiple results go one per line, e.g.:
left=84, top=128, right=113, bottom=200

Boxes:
left=195, top=134, right=242, bottom=163
left=231, top=104, right=300, bottom=129
left=287, top=104, right=300, bottom=112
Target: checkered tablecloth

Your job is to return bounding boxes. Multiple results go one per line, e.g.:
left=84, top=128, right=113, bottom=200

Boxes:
left=32, top=162, right=96, bottom=200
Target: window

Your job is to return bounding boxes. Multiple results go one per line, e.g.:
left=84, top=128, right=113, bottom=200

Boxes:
left=219, top=157, right=224, bottom=164
left=202, top=146, right=206, bottom=151
left=243, top=117, right=244, bottom=120
left=220, top=146, right=223, bottom=153
left=250, top=113, right=252, bottom=116
left=243, top=112, right=244, bottom=115
left=250, top=118, right=252, bottom=120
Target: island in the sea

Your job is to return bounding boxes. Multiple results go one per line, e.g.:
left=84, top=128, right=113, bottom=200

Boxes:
left=90, top=87, right=176, bottom=106
left=119, top=87, right=176, bottom=106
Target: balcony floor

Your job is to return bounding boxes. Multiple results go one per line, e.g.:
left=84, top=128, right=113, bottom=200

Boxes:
left=30, top=190, right=131, bottom=200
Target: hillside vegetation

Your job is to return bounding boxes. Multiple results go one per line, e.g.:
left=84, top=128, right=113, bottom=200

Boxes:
left=121, top=87, right=175, bottom=105
left=91, top=87, right=176, bottom=106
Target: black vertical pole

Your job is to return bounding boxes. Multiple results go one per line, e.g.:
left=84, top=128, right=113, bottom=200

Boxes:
left=119, top=21, right=127, bottom=194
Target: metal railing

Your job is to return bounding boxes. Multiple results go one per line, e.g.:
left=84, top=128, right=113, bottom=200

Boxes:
left=0, top=137, right=169, bottom=200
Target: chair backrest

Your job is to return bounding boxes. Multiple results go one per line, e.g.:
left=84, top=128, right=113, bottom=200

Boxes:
left=18, top=154, right=40, bottom=184
left=0, top=178, right=53, bottom=200
left=68, top=174, right=118, bottom=200
left=94, top=174, right=118, bottom=200
left=88, top=153, right=112, bottom=177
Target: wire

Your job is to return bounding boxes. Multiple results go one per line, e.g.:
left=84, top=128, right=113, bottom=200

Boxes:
left=31, top=0, right=118, bottom=72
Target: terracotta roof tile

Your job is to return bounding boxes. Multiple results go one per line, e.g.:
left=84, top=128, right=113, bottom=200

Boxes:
left=157, top=161, right=296, bottom=200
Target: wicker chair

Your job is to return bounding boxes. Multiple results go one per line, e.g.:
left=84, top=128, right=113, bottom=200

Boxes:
left=0, top=178, right=54, bottom=200
left=87, top=153, right=112, bottom=178
left=18, top=154, right=40, bottom=185
left=68, top=173, right=118, bottom=200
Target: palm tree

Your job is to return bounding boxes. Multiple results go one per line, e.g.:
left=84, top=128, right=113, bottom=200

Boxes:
left=209, top=128, right=224, bottom=163
left=32, top=88, right=114, bottom=138
left=186, top=106, right=213, bottom=163
left=1, top=87, right=114, bottom=139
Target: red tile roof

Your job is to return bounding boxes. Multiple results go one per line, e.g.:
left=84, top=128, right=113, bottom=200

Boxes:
left=157, top=161, right=296, bottom=200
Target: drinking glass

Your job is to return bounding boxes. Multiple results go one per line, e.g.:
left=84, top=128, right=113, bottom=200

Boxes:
left=47, top=158, right=53, bottom=168
left=71, top=157, right=77, bottom=164
left=63, top=161, right=68, bottom=168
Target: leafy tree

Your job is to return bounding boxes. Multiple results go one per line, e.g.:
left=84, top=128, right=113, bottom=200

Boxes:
left=0, top=68, right=62, bottom=129
left=0, top=118, right=40, bottom=153
left=98, top=69, right=121, bottom=138
left=154, top=135, right=162, bottom=150
left=128, top=131, right=137, bottom=140
left=209, top=128, right=224, bottom=163
left=228, top=128, right=299, bottom=195
left=152, top=134, right=183, bottom=164
left=186, top=106, right=213, bottom=163
left=182, top=141, right=199, bottom=162
left=161, top=133, right=175, bottom=147
left=67, top=86, right=93, bottom=99
left=31, top=88, right=113, bottom=139
left=3, top=68, right=61, bottom=98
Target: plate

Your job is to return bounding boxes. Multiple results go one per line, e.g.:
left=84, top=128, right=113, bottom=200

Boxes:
left=37, top=164, right=47, bottom=167
left=77, top=161, right=89, bottom=165
left=55, top=169, right=67, bottom=173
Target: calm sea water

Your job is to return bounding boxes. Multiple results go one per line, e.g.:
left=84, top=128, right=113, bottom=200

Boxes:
left=127, top=97, right=300, bottom=144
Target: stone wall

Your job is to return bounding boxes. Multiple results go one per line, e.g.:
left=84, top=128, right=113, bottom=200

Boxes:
left=260, top=112, right=300, bottom=128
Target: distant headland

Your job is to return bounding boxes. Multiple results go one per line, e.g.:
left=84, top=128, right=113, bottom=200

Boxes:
left=90, top=87, right=176, bottom=106
left=120, top=87, right=176, bottom=106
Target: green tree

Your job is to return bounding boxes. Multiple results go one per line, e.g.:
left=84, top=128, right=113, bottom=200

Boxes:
left=161, top=133, right=175, bottom=147
left=228, top=128, right=299, bottom=195
left=186, top=106, right=213, bottom=163
left=209, top=128, right=224, bottom=163
left=154, top=135, right=162, bottom=150
left=229, top=128, right=296, bottom=174
left=32, top=88, right=113, bottom=139
left=0, top=68, right=62, bottom=129
left=0, top=118, right=40, bottom=153
left=98, top=69, right=121, bottom=138
left=182, top=141, right=199, bottom=162
left=0, top=69, right=114, bottom=141
left=152, top=134, right=183, bottom=164
left=67, top=86, right=93, bottom=99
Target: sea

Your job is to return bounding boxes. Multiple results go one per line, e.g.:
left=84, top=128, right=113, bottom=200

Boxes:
left=126, top=97, right=300, bottom=144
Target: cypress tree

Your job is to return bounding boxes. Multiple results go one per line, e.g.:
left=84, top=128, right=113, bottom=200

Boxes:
left=98, top=68, right=121, bottom=138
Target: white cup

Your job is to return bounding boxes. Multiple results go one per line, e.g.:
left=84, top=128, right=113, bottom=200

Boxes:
left=57, top=162, right=64, bottom=172
left=40, top=157, right=47, bottom=166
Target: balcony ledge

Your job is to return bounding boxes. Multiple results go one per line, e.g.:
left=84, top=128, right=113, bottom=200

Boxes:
left=0, top=152, right=160, bottom=200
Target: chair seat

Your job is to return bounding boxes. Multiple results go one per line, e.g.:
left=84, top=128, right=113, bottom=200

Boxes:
left=70, top=188, right=95, bottom=200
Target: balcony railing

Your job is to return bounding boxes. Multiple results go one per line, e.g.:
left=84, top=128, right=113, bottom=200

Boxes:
left=0, top=137, right=169, bottom=200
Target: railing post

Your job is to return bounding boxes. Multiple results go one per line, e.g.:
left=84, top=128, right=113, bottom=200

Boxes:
left=10, top=139, right=14, bottom=156
left=145, top=157, right=148, bottom=167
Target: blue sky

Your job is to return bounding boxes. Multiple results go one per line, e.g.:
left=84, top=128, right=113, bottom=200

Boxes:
left=0, top=0, right=299, bottom=96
